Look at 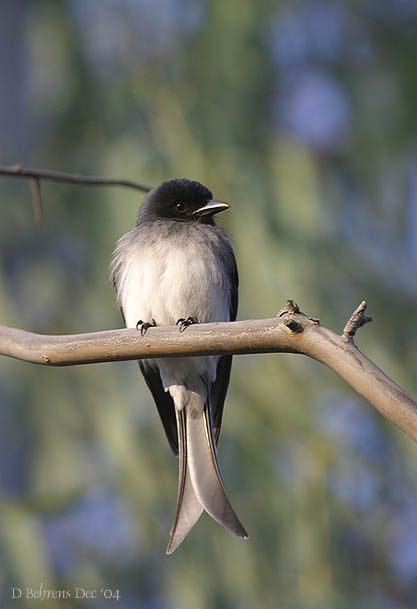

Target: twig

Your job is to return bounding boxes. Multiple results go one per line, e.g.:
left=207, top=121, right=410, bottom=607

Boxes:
left=1, top=302, right=416, bottom=444
left=342, top=300, right=372, bottom=341
left=30, top=177, right=43, bottom=226
left=0, top=164, right=152, bottom=226
left=0, top=164, right=152, bottom=193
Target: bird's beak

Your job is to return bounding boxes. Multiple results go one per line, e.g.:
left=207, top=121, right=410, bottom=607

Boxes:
left=193, top=200, right=229, bottom=217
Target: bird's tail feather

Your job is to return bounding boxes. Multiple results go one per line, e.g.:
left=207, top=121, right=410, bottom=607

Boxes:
left=166, top=391, right=248, bottom=553
left=187, top=395, right=248, bottom=537
left=166, top=409, right=203, bottom=555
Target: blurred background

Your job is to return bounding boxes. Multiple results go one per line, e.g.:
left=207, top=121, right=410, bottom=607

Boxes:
left=1, top=1, right=416, bottom=607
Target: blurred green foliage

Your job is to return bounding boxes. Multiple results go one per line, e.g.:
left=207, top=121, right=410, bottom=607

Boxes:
left=0, top=1, right=416, bottom=608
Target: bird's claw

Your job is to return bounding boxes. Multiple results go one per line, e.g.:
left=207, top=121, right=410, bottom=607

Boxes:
left=136, top=318, right=157, bottom=336
left=176, top=316, right=197, bottom=333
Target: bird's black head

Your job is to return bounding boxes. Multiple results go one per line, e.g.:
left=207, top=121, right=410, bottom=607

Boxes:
left=137, top=178, right=229, bottom=225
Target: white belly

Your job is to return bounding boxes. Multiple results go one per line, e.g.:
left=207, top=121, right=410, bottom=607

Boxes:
left=112, top=222, right=233, bottom=402
left=119, top=233, right=230, bottom=330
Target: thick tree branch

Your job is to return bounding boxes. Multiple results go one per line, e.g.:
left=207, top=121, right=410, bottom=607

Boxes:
left=1, top=303, right=416, bottom=444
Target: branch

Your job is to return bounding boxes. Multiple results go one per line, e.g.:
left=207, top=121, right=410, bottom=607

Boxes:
left=0, top=164, right=152, bottom=193
left=342, top=300, right=372, bottom=340
left=1, top=303, right=416, bottom=444
left=0, top=164, right=152, bottom=223
left=30, top=177, right=43, bottom=226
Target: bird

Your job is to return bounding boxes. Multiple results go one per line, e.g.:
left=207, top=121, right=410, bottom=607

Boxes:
left=110, top=178, right=248, bottom=554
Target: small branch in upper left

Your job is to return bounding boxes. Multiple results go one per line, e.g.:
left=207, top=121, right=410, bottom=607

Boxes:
left=0, top=164, right=152, bottom=225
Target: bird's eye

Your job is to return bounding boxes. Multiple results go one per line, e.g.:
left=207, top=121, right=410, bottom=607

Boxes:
left=175, top=201, right=186, bottom=212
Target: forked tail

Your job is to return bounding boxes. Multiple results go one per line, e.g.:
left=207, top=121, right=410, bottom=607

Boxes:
left=166, top=391, right=248, bottom=554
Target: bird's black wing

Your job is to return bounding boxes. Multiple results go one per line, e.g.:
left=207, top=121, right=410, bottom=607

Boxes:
left=211, top=355, right=233, bottom=443
left=139, top=361, right=178, bottom=455
left=211, top=239, right=239, bottom=442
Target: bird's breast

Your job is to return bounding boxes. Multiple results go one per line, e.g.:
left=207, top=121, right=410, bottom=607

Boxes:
left=118, top=225, right=231, bottom=329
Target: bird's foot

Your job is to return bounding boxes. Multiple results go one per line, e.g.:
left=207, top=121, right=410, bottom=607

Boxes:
left=136, top=318, right=157, bottom=336
left=176, top=316, right=197, bottom=333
